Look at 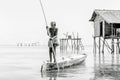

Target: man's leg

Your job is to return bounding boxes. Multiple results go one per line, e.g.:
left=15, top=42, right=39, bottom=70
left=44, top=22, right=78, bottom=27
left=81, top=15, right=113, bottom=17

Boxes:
left=54, top=45, right=56, bottom=55
left=49, top=47, right=52, bottom=62
left=53, top=44, right=56, bottom=62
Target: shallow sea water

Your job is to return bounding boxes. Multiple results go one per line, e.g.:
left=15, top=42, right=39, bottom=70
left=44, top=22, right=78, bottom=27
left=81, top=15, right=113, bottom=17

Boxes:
left=0, top=45, right=119, bottom=80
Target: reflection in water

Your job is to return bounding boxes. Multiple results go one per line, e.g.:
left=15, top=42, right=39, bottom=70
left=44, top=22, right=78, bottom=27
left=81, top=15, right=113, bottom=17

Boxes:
left=92, top=51, right=120, bottom=80
left=41, top=62, right=86, bottom=80
left=92, top=65, right=120, bottom=80
left=41, top=71, right=58, bottom=80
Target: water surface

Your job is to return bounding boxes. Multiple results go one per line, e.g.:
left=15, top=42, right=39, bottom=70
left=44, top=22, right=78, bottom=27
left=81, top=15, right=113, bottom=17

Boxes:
left=0, top=46, right=95, bottom=80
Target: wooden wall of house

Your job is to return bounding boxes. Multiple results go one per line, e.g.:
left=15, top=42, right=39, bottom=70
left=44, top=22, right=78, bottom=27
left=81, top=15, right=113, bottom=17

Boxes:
left=94, top=15, right=104, bottom=37
left=93, top=13, right=120, bottom=38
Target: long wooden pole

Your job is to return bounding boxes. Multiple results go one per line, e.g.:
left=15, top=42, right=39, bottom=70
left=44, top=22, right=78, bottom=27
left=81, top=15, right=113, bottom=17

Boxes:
left=39, top=0, right=48, bottom=26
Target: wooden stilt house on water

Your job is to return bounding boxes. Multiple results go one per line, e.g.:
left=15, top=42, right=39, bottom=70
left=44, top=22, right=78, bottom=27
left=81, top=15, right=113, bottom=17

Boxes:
left=90, top=9, right=120, bottom=62
left=90, top=9, right=120, bottom=78
left=90, top=9, right=120, bottom=38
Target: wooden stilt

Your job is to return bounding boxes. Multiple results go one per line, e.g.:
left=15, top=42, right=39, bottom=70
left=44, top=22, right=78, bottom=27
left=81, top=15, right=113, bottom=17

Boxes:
left=60, top=39, right=62, bottom=54
left=73, top=39, right=75, bottom=54
left=102, top=38, right=105, bottom=65
left=94, top=37, right=97, bottom=76
left=93, top=37, right=96, bottom=58
left=111, top=24, right=114, bottom=66
left=77, top=33, right=79, bottom=54
left=79, top=40, right=81, bottom=53
left=61, top=39, right=63, bottom=53
left=99, top=37, right=101, bottom=66
left=111, top=39, right=114, bottom=66
left=71, top=39, right=73, bottom=53
left=117, top=39, right=119, bottom=67
left=65, top=40, right=67, bottom=54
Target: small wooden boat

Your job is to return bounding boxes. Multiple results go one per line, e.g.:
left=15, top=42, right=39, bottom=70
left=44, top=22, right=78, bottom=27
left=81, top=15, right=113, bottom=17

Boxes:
left=41, top=53, right=87, bottom=72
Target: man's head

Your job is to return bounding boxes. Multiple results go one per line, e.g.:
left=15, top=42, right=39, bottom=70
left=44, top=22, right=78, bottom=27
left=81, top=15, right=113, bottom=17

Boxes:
left=51, top=21, right=56, bottom=28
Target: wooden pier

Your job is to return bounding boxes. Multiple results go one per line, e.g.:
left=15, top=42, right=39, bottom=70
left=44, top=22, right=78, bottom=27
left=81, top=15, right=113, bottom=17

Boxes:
left=59, top=33, right=84, bottom=54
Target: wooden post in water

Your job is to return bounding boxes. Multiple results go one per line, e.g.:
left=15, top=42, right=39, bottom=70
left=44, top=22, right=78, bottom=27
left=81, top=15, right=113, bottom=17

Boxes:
left=102, top=21, right=105, bottom=66
left=93, top=37, right=97, bottom=78
left=71, top=39, right=73, bottom=53
left=111, top=38, right=114, bottom=66
left=93, top=37, right=97, bottom=59
left=111, top=24, right=114, bottom=66
left=99, top=37, right=101, bottom=66
left=60, top=39, right=62, bottom=54
left=102, top=38, right=105, bottom=65
left=79, top=40, right=81, bottom=53
left=117, top=39, right=119, bottom=67
left=77, top=33, right=79, bottom=54
left=74, top=38, right=76, bottom=54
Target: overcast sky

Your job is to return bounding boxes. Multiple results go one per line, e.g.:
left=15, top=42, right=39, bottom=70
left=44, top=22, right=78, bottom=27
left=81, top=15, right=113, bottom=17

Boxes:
left=0, top=0, right=120, bottom=45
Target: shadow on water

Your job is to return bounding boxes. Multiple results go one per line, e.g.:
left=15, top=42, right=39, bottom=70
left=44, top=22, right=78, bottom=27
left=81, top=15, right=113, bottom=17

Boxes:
left=40, top=62, right=86, bottom=80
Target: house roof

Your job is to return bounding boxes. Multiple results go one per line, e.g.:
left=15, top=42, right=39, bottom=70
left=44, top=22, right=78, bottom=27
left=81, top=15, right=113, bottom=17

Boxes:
left=89, top=9, right=120, bottom=23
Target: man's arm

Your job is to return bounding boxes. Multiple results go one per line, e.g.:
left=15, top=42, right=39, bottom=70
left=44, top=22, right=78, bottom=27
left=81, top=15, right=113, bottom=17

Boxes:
left=56, top=28, right=58, bottom=35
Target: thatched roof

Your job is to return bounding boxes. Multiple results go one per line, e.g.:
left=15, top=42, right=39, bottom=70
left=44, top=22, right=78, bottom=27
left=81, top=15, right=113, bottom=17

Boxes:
left=89, top=9, right=120, bottom=23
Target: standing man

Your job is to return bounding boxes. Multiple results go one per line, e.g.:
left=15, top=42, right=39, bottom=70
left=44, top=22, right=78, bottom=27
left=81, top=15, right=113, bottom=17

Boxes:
left=46, top=21, right=58, bottom=63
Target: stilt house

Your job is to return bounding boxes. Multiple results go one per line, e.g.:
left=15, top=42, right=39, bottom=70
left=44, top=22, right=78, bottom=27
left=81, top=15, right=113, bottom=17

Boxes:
left=90, top=9, right=120, bottom=39
left=90, top=9, right=120, bottom=79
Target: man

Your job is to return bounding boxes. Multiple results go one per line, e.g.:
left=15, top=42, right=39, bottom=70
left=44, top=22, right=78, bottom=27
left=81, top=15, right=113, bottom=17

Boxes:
left=46, top=21, right=58, bottom=62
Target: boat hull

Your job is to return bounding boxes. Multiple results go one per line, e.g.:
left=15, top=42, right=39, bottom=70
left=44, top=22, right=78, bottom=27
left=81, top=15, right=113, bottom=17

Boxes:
left=41, top=54, right=87, bottom=72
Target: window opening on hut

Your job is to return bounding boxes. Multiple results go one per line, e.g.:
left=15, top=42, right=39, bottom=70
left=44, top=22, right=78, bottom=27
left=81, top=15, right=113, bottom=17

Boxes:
left=105, top=22, right=111, bottom=37
left=113, top=23, right=120, bottom=37
left=104, top=22, right=120, bottom=37
left=100, top=22, right=103, bottom=36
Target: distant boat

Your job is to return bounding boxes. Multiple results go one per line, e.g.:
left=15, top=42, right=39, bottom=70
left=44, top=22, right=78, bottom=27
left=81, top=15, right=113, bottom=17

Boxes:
left=41, top=53, right=87, bottom=72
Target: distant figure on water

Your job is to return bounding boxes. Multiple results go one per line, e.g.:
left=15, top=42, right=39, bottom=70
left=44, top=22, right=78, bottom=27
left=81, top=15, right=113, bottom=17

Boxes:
left=46, top=21, right=58, bottom=62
